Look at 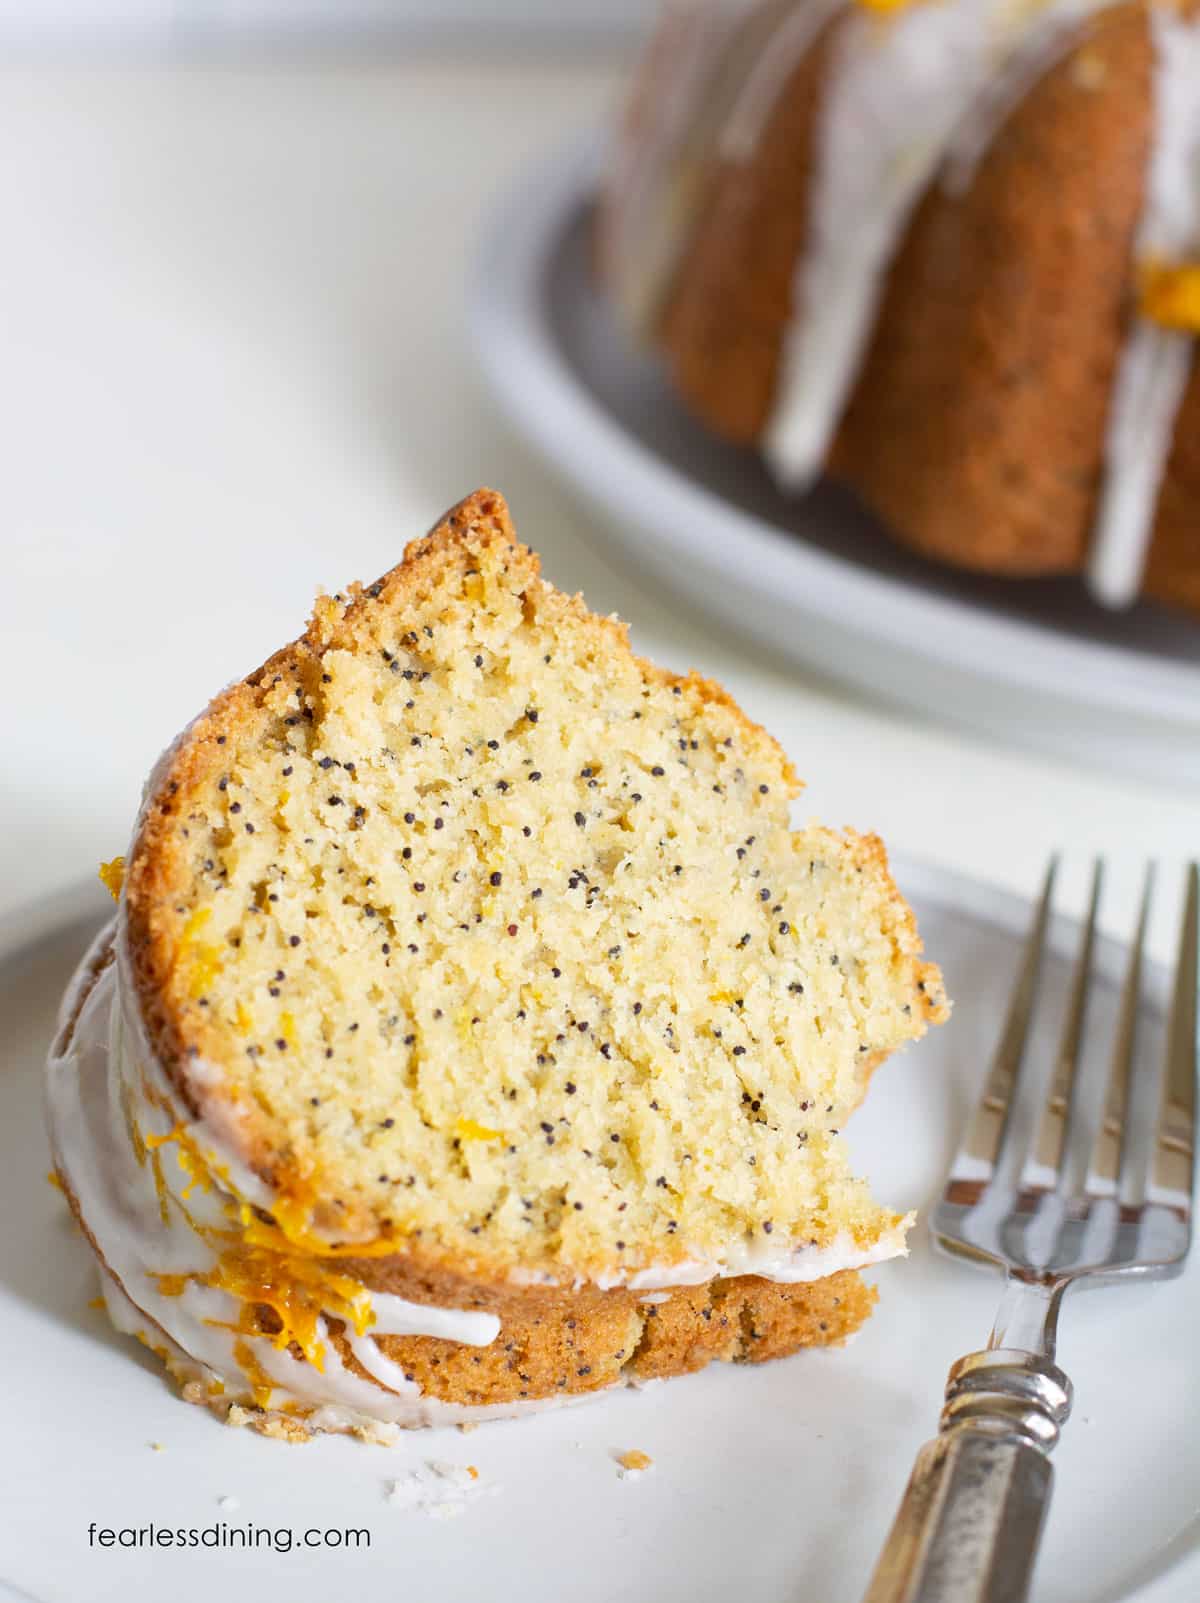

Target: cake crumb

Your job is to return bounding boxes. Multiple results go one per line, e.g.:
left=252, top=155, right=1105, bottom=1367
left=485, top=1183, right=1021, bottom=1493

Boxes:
left=258, top=1414, right=312, bottom=1444
left=350, top=1419, right=401, bottom=1447
left=149, top=1442, right=165, bottom=1453
left=384, top=1462, right=497, bottom=1518
left=456, top=1421, right=479, bottom=1435
left=616, top=1449, right=654, bottom=1480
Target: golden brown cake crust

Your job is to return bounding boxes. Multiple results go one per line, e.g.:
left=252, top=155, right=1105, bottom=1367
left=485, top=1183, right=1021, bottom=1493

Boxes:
left=329, top=1267, right=875, bottom=1414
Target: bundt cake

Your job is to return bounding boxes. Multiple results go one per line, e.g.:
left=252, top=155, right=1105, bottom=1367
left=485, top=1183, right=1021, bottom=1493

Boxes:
left=599, top=0, right=1200, bottom=614
left=46, top=489, right=946, bottom=1440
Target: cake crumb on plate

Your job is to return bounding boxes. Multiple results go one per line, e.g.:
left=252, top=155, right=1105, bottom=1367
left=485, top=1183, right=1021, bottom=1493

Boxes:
left=384, top=1462, right=497, bottom=1519
left=615, top=1450, right=654, bottom=1480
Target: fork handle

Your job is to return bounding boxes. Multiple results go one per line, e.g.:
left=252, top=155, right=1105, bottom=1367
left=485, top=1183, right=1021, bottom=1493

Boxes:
left=861, top=1348, right=1072, bottom=1603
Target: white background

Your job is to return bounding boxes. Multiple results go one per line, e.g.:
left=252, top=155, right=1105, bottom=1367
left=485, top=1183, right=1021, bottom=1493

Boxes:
left=0, top=0, right=656, bottom=50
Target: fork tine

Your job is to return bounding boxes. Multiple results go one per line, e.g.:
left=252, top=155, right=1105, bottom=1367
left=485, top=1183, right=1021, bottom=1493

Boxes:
left=949, top=856, right=1057, bottom=1192
left=1086, top=863, right=1154, bottom=1197
left=1021, top=858, right=1104, bottom=1195
left=1149, top=862, right=1198, bottom=1208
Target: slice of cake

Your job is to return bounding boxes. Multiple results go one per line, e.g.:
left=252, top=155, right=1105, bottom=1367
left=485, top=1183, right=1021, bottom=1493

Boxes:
left=46, top=489, right=947, bottom=1440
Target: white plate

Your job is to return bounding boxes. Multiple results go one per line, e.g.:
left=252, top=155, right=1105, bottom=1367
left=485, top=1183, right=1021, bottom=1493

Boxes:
left=468, top=139, right=1200, bottom=789
left=2, top=863, right=1196, bottom=1603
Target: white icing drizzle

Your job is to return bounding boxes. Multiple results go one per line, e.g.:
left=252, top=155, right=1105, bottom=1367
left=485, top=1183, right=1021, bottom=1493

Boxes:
left=500, top=1214, right=910, bottom=1294
left=344, top=1326, right=425, bottom=1397
left=607, top=0, right=847, bottom=339
left=599, top=1222, right=910, bottom=1291
left=765, top=0, right=1063, bottom=488
left=368, top=1291, right=498, bottom=1346
left=943, top=0, right=1126, bottom=197
left=604, top=0, right=754, bottom=337
left=719, top=0, right=844, bottom=163
left=1089, top=8, right=1200, bottom=608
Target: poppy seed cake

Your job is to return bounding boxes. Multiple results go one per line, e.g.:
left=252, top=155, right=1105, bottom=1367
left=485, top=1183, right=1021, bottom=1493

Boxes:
left=46, top=489, right=947, bottom=1437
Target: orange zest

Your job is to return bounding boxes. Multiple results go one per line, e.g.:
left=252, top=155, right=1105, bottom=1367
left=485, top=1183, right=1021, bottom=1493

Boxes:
left=152, top=1273, right=190, bottom=1298
left=137, top=1074, right=403, bottom=1259
left=455, top=1117, right=504, bottom=1143
left=177, top=906, right=224, bottom=999
left=188, top=1239, right=374, bottom=1371
left=143, top=1121, right=215, bottom=1204
left=98, top=857, right=126, bottom=901
left=131, top=1075, right=414, bottom=1402
left=236, top=1196, right=405, bottom=1260
left=1139, top=257, right=1200, bottom=332
left=231, top=1338, right=276, bottom=1408
left=121, top=1072, right=425, bottom=1408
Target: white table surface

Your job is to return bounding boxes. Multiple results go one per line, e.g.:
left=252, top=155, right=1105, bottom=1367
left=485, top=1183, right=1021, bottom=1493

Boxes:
left=1, top=53, right=1197, bottom=960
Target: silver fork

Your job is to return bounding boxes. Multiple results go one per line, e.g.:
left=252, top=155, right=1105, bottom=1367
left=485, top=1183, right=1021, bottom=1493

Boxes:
left=862, top=859, right=1198, bottom=1603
